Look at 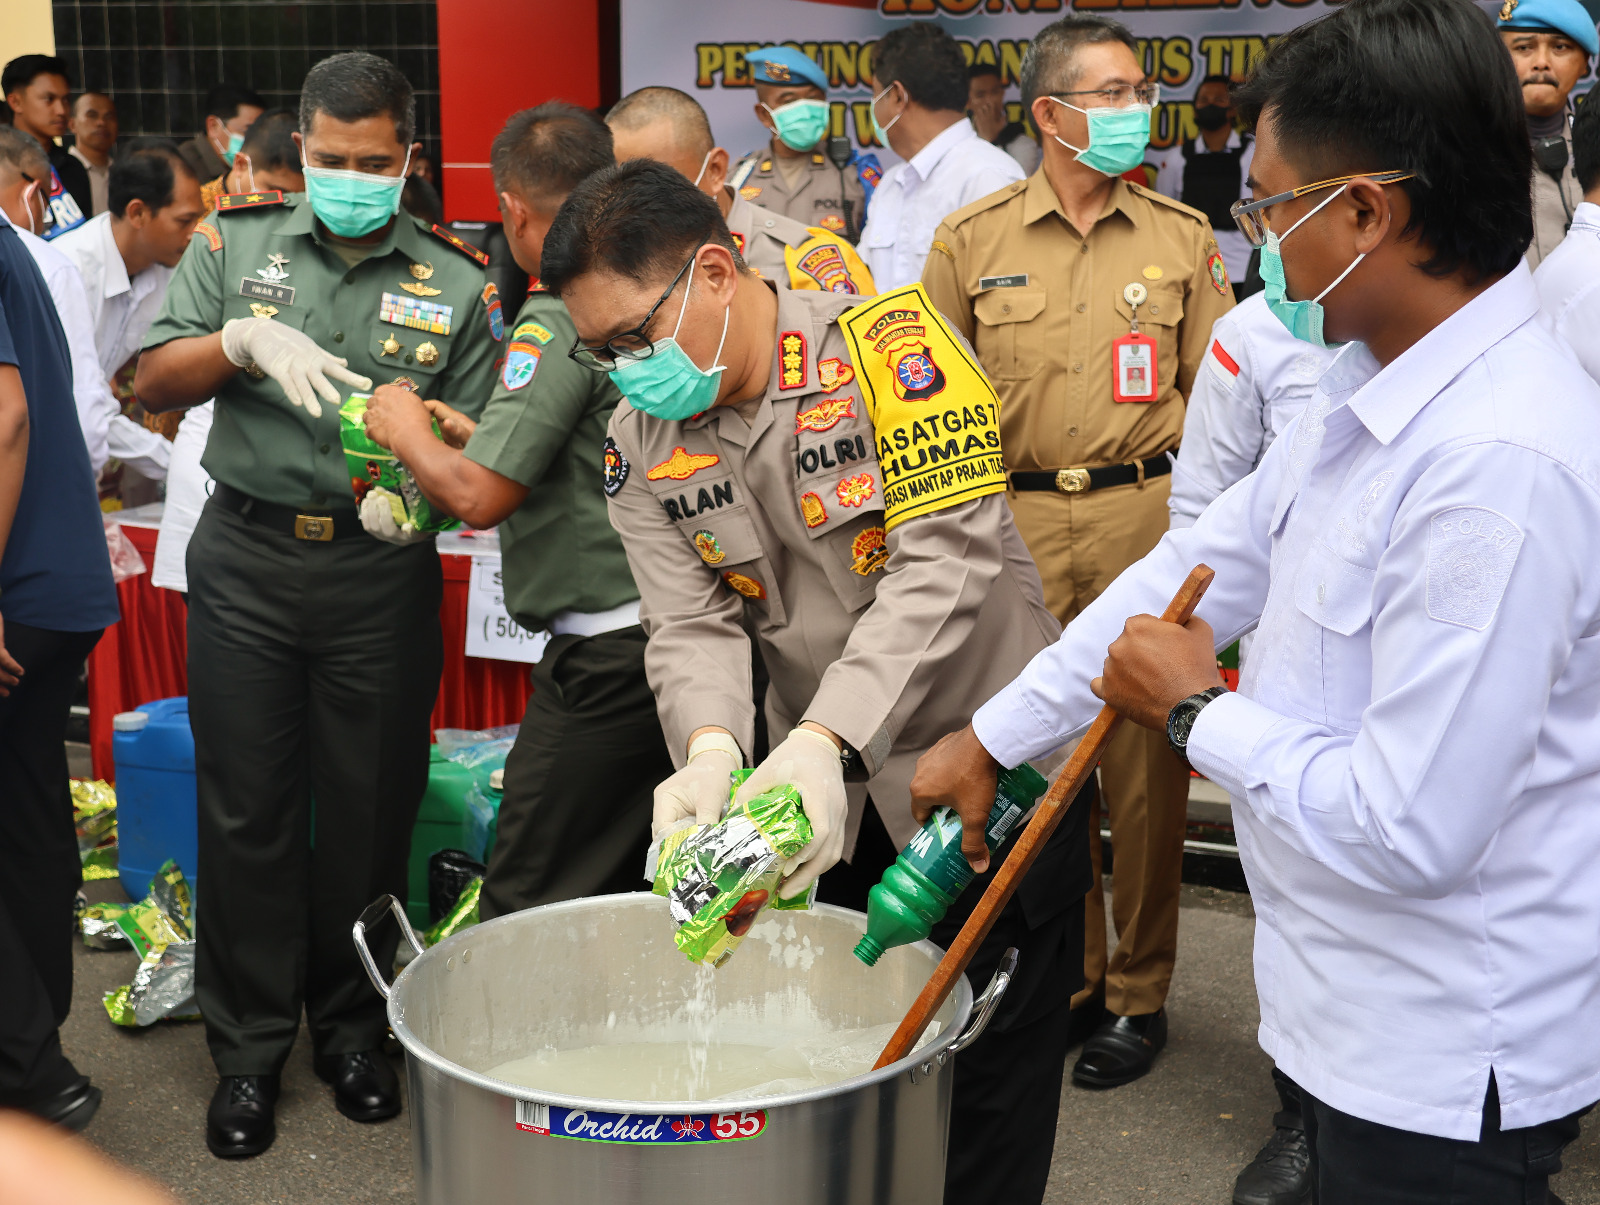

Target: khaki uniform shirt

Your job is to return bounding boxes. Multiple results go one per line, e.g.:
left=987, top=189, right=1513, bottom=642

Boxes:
left=144, top=192, right=499, bottom=508
left=604, top=285, right=1060, bottom=849
left=1527, top=124, right=1582, bottom=271
left=727, top=193, right=875, bottom=298
left=922, top=173, right=1234, bottom=475
left=462, top=290, right=637, bottom=631
left=731, top=143, right=868, bottom=239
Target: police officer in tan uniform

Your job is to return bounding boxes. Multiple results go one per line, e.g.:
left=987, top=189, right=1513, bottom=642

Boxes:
left=729, top=46, right=882, bottom=242
left=607, top=86, right=874, bottom=297
left=543, top=158, right=1091, bottom=1205
left=922, top=15, right=1234, bottom=1092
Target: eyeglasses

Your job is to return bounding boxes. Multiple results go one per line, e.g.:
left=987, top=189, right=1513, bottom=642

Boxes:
left=568, top=249, right=701, bottom=372
left=1051, top=82, right=1161, bottom=109
left=1229, top=171, right=1417, bottom=247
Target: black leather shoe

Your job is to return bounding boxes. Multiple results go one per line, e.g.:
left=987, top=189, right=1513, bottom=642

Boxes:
left=27, top=1075, right=102, bottom=1132
left=206, top=1075, right=279, bottom=1158
left=1071, top=1008, right=1168, bottom=1088
left=1232, top=1123, right=1311, bottom=1205
left=313, top=1050, right=401, bottom=1122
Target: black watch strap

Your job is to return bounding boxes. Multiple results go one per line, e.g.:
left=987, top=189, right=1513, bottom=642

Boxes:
left=1166, top=686, right=1228, bottom=763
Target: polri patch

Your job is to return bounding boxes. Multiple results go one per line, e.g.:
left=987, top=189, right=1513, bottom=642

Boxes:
left=502, top=341, right=541, bottom=391
left=381, top=291, right=452, bottom=336
left=850, top=526, right=889, bottom=575
left=979, top=274, right=1028, bottom=290
left=1426, top=506, right=1523, bottom=631
left=723, top=571, right=766, bottom=600
left=795, top=396, right=855, bottom=433
left=800, top=491, right=828, bottom=528
left=602, top=436, right=630, bottom=497
left=817, top=358, right=854, bottom=392
left=692, top=530, right=726, bottom=564
left=836, top=473, right=875, bottom=508
left=240, top=277, right=294, bottom=307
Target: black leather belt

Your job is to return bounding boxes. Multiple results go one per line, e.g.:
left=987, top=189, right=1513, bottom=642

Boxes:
left=211, top=482, right=363, bottom=541
left=1009, top=453, right=1172, bottom=495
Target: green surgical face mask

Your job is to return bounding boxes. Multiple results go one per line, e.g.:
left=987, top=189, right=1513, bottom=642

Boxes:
left=764, top=98, right=831, bottom=151
left=871, top=83, right=902, bottom=147
left=1049, top=96, right=1151, bottom=177
left=213, top=130, right=245, bottom=166
left=1260, top=185, right=1363, bottom=349
left=610, top=255, right=730, bottom=421
left=301, top=147, right=412, bottom=239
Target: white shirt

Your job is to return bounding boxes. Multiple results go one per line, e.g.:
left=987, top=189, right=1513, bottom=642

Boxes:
left=975, top=265, right=1600, bottom=1141
left=859, top=118, right=1025, bottom=291
left=1533, top=199, right=1600, bottom=385
left=151, top=401, right=214, bottom=593
left=1151, top=131, right=1254, bottom=285
left=1169, top=293, right=1337, bottom=528
left=52, top=211, right=174, bottom=382
left=9, top=217, right=169, bottom=478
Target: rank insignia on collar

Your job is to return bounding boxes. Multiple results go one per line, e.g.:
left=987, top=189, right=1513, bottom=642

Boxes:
left=811, top=153, right=825, bottom=165
left=692, top=529, right=726, bottom=564
left=730, top=232, right=746, bottom=255
left=850, top=526, right=889, bottom=576
left=836, top=473, right=875, bottom=508
left=602, top=436, right=630, bottom=496
left=779, top=331, right=807, bottom=390
left=800, top=492, right=828, bottom=528
left=795, top=396, right=855, bottom=433
left=647, top=446, right=720, bottom=481
left=760, top=160, right=773, bottom=172
left=215, top=190, right=285, bottom=211
left=429, top=224, right=491, bottom=266
left=416, top=341, right=440, bottom=367
left=723, top=571, right=766, bottom=600
left=817, top=358, right=855, bottom=392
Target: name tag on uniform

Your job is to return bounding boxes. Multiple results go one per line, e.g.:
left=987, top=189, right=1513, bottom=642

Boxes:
left=380, top=291, right=453, bottom=337
left=240, top=277, right=294, bottom=307
left=979, top=274, right=1028, bottom=290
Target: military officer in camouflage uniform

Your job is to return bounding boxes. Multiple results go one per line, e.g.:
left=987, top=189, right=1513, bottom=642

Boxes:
left=136, top=53, right=498, bottom=1160
left=607, top=86, right=875, bottom=297
left=542, top=158, right=1092, bottom=1205
left=728, top=45, right=881, bottom=243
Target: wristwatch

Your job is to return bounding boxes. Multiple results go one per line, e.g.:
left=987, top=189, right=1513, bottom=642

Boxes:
left=1166, top=686, right=1228, bottom=763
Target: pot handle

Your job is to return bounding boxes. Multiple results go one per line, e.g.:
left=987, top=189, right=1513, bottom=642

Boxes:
left=353, top=894, right=425, bottom=1001
left=945, top=947, right=1018, bottom=1056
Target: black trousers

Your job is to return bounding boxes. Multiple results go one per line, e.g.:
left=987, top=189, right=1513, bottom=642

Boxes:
left=1296, top=1072, right=1588, bottom=1203
left=479, top=625, right=671, bottom=918
left=0, top=621, right=102, bottom=1104
left=817, top=780, right=1094, bottom=1205
left=186, top=503, right=443, bottom=1076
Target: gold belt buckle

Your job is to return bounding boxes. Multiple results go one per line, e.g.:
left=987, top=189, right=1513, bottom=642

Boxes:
left=294, top=514, right=334, bottom=541
left=1055, top=467, right=1092, bottom=494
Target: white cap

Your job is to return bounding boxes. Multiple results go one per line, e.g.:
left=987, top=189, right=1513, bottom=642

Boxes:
left=489, top=768, right=504, bottom=791
left=113, top=711, right=149, bottom=732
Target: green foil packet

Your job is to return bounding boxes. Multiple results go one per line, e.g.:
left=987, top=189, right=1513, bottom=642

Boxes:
left=71, top=779, right=117, bottom=854
left=102, top=861, right=200, bottom=1026
left=654, top=783, right=814, bottom=968
left=339, top=394, right=460, bottom=535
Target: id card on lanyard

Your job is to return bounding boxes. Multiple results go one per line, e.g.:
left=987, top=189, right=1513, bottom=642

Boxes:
left=1113, top=282, right=1158, bottom=404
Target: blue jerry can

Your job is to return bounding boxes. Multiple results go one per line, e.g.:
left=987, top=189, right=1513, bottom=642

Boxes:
left=112, top=697, right=198, bottom=902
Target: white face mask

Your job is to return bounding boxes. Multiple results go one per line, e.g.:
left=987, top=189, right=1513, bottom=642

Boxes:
left=691, top=149, right=713, bottom=189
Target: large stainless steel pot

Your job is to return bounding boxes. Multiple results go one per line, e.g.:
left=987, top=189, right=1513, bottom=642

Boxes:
left=354, top=892, right=1012, bottom=1205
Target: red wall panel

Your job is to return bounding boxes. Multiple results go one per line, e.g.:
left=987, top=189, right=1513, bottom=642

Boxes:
left=437, top=0, right=605, bottom=221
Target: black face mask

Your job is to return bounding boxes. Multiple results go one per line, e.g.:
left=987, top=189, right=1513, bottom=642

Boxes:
left=1194, top=104, right=1231, bottom=132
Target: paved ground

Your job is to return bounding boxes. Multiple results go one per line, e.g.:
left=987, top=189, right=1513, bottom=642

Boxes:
left=58, top=884, right=1600, bottom=1204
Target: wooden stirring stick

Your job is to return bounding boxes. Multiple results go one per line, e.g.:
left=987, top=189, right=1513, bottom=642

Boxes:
left=874, top=563, right=1216, bottom=1070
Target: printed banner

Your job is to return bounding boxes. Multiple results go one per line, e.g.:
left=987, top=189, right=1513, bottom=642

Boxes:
left=620, top=0, right=1341, bottom=171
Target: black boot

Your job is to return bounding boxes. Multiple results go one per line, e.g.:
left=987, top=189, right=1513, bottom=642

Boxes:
left=313, top=1050, right=401, bottom=1122
left=1072, top=1008, right=1167, bottom=1089
left=206, top=1075, right=279, bottom=1159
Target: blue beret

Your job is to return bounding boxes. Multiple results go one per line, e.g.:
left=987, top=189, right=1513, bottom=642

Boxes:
left=1498, top=0, right=1599, bottom=57
left=746, top=46, right=829, bottom=92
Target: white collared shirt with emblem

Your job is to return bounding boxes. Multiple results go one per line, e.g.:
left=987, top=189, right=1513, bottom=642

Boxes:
left=1534, top=199, right=1600, bottom=386
left=1168, top=292, right=1338, bottom=528
left=52, top=210, right=175, bottom=380
left=974, top=264, right=1600, bottom=1141
left=858, top=118, right=1024, bottom=292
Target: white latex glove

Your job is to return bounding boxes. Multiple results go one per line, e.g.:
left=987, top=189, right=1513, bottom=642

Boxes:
left=359, top=490, right=431, bottom=545
left=652, top=732, right=743, bottom=838
left=220, top=316, right=372, bottom=419
left=734, top=726, right=847, bottom=899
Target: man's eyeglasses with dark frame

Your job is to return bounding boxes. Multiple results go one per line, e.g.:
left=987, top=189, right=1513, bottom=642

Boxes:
left=568, top=247, right=704, bottom=372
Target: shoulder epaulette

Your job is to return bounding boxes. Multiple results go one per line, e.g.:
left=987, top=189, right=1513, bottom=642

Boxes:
left=214, top=190, right=285, bottom=213
left=1127, top=181, right=1209, bottom=225
left=430, top=224, right=490, bottom=266
left=940, top=178, right=1026, bottom=231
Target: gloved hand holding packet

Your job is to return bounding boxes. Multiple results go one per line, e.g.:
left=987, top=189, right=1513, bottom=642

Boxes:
left=339, top=394, right=459, bottom=536
left=651, top=770, right=815, bottom=968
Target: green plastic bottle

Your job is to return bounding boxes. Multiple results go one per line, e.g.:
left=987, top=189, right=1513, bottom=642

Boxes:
left=853, top=763, right=1049, bottom=966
